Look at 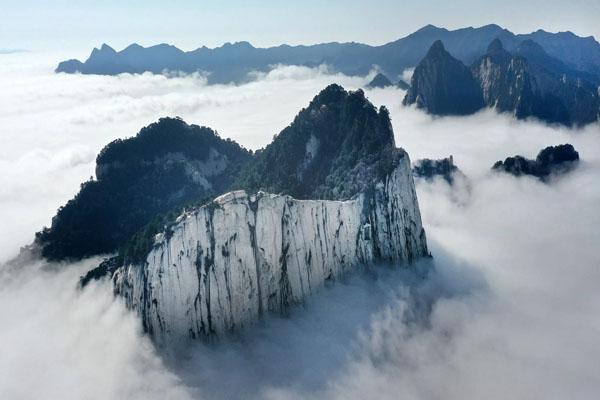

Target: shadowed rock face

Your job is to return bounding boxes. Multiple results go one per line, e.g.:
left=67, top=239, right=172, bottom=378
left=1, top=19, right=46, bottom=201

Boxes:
left=402, top=41, right=484, bottom=115
left=492, top=144, right=580, bottom=180
left=471, top=39, right=537, bottom=118
left=404, top=39, right=600, bottom=126
left=472, top=39, right=600, bottom=126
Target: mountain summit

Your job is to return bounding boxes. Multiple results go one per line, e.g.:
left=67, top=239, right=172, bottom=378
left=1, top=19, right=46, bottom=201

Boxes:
left=236, top=84, right=400, bottom=200
left=402, top=41, right=484, bottom=115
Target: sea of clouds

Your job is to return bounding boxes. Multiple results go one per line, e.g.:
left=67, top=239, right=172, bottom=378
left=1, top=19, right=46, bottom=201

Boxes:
left=1, top=51, right=599, bottom=400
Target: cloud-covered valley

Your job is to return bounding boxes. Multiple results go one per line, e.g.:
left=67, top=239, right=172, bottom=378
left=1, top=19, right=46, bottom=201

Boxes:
left=1, top=51, right=599, bottom=400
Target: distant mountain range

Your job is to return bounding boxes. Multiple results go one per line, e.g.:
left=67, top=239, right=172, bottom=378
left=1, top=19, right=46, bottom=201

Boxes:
left=403, top=39, right=600, bottom=126
left=56, top=24, right=600, bottom=85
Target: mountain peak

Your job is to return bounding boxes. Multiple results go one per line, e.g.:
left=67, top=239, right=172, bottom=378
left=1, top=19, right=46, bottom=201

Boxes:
left=487, top=38, right=505, bottom=53
left=366, top=73, right=394, bottom=88
left=99, top=43, right=115, bottom=52
left=415, top=24, right=445, bottom=34
left=403, top=40, right=484, bottom=115
left=236, top=84, right=398, bottom=200
left=427, top=40, right=447, bottom=55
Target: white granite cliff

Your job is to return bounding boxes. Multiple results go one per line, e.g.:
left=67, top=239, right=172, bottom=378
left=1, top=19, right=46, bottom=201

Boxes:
left=112, top=150, right=427, bottom=341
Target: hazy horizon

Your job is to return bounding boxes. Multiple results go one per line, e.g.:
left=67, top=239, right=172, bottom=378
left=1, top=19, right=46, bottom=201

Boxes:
left=3, top=1, right=600, bottom=52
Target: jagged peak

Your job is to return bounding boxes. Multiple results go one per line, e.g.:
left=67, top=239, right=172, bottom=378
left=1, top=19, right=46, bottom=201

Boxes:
left=309, top=83, right=348, bottom=106
left=90, top=44, right=116, bottom=57
left=221, top=41, right=255, bottom=49
left=426, top=40, right=448, bottom=56
left=233, top=41, right=254, bottom=48
left=367, top=73, right=394, bottom=88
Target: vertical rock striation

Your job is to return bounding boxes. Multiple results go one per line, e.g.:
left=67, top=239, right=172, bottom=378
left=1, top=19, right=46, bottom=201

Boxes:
left=113, top=152, right=427, bottom=341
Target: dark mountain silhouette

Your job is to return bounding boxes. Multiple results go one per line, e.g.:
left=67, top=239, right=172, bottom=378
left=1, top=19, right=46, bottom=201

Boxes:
left=56, top=24, right=600, bottom=85
left=366, top=73, right=394, bottom=88
left=492, top=144, right=580, bottom=180
left=402, top=41, right=484, bottom=115
left=404, top=39, right=600, bottom=126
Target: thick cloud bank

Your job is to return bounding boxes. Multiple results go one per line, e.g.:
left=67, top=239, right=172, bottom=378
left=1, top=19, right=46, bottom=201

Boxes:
left=1, top=51, right=600, bottom=400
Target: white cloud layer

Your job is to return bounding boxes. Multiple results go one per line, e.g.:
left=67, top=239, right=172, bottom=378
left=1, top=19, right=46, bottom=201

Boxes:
left=1, top=51, right=600, bottom=400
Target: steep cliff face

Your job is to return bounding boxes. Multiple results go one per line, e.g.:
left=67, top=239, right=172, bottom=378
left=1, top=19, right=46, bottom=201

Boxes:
left=402, top=41, right=484, bottom=115
left=112, top=152, right=427, bottom=341
left=471, top=39, right=538, bottom=118
left=472, top=39, right=600, bottom=125
left=406, top=39, right=600, bottom=126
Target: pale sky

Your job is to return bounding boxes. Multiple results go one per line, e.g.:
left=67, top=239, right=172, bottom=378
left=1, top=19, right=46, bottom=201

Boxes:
left=2, top=0, right=600, bottom=54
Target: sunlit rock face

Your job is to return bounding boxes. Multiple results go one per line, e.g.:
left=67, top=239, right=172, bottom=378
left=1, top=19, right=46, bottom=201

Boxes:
left=113, top=153, right=427, bottom=342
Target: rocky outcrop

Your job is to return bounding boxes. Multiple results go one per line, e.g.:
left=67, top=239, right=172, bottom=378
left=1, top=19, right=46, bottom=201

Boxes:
left=413, top=156, right=463, bottom=184
left=471, top=40, right=600, bottom=126
left=112, top=153, right=427, bottom=341
left=402, top=41, right=484, bottom=115
left=366, top=73, right=394, bottom=88
left=492, top=144, right=579, bottom=180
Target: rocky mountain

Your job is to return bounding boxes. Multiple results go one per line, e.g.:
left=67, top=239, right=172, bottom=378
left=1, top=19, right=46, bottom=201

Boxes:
left=413, top=156, right=462, bottom=184
left=55, top=25, right=600, bottom=85
left=35, top=118, right=251, bottom=261
left=492, top=144, right=579, bottom=180
left=405, top=39, right=600, bottom=126
left=235, top=84, right=400, bottom=200
left=402, top=41, right=484, bottom=115
left=80, top=85, right=428, bottom=341
left=366, top=73, right=394, bottom=88
left=472, top=39, right=600, bottom=125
